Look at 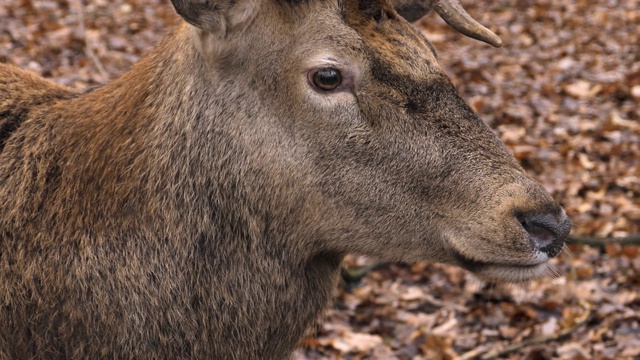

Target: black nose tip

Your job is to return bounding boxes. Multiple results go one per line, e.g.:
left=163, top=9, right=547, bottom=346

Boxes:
left=517, top=211, right=571, bottom=257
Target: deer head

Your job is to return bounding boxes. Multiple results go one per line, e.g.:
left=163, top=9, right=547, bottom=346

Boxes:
left=166, top=0, right=569, bottom=283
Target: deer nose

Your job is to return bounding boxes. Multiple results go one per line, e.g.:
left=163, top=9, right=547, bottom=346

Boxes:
left=517, top=211, right=571, bottom=258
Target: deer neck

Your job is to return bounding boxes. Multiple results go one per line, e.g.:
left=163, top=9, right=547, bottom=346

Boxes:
left=74, top=25, right=343, bottom=357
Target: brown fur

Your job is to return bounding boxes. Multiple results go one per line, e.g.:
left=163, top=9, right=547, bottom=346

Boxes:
left=0, top=0, right=568, bottom=359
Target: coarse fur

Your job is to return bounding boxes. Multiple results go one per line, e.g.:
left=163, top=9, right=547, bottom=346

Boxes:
left=0, top=0, right=569, bottom=358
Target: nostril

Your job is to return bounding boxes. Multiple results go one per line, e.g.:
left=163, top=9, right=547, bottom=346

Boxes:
left=516, top=212, right=570, bottom=258
left=520, top=217, right=556, bottom=247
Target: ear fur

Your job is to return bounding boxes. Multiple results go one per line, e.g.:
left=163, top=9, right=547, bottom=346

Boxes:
left=171, top=0, right=261, bottom=34
left=393, top=0, right=434, bottom=22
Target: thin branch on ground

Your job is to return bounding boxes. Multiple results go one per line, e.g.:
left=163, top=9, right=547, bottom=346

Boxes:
left=567, top=234, right=640, bottom=247
left=72, top=0, right=109, bottom=81
left=341, top=262, right=390, bottom=283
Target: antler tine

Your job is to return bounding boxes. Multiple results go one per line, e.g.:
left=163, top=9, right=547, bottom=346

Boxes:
left=434, top=0, right=502, bottom=47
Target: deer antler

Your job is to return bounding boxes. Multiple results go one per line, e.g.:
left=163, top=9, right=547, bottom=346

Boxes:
left=434, top=0, right=502, bottom=47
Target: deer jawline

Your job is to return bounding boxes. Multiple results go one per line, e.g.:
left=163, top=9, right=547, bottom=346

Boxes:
left=448, top=247, right=555, bottom=283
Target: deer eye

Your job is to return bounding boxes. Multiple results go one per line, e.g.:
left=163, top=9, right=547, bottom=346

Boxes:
left=309, top=68, right=342, bottom=91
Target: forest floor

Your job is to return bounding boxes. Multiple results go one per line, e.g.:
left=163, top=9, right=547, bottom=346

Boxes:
left=0, top=0, right=638, bottom=358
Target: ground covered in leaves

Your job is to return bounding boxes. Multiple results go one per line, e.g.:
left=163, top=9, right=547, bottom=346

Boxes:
left=1, top=0, right=638, bottom=358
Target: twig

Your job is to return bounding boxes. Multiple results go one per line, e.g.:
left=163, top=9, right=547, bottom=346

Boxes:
left=455, top=300, right=592, bottom=360
left=454, top=345, right=491, bottom=360
left=566, top=234, right=640, bottom=247
left=72, top=0, right=109, bottom=82
left=341, top=262, right=390, bottom=283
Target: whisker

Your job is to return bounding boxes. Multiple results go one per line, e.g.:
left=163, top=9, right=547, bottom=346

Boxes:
left=546, top=264, right=563, bottom=279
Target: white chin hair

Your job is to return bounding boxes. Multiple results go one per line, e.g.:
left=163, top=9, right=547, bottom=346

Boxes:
left=473, top=262, right=559, bottom=283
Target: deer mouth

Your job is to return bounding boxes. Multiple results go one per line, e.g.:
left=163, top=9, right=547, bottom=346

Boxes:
left=448, top=247, right=555, bottom=283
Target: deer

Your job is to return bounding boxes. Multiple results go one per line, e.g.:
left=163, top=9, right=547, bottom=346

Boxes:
left=0, top=0, right=570, bottom=358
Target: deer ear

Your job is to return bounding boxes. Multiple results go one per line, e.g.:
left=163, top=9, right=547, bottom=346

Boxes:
left=171, top=0, right=260, bottom=34
left=393, top=0, right=434, bottom=23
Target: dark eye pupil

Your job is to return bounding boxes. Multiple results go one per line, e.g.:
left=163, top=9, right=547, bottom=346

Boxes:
left=312, top=68, right=341, bottom=91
